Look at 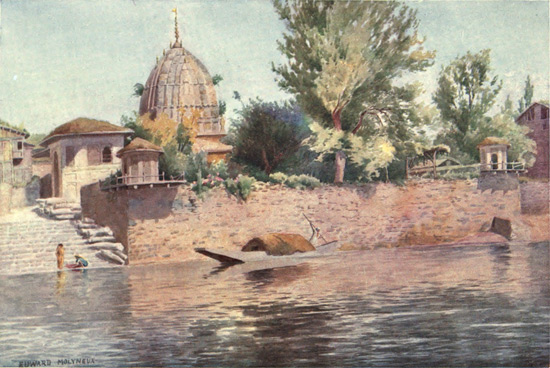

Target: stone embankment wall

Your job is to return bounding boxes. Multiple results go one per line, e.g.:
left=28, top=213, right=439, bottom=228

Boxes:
left=81, top=179, right=533, bottom=264
left=520, top=181, right=549, bottom=214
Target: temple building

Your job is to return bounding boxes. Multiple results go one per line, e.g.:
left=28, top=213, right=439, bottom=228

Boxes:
left=38, top=118, right=133, bottom=202
left=139, top=9, right=232, bottom=163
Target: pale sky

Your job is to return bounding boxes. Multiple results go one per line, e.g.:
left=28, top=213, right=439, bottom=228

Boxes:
left=0, top=0, right=548, bottom=135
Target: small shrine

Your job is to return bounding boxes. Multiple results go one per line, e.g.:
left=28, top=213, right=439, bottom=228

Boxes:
left=116, top=138, right=163, bottom=185
left=477, top=137, right=510, bottom=171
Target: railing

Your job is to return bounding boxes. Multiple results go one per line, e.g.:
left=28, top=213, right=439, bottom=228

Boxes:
left=480, top=162, right=525, bottom=172
left=100, top=172, right=186, bottom=190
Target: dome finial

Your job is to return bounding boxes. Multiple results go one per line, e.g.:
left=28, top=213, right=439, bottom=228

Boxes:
left=171, top=8, right=181, bottom=48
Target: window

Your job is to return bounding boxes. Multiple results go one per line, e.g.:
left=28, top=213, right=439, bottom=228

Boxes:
left=542, top=107, right=548, bottom=120
left=17, top=141, right=22, bottom=150
left=102, top=147, right=112, bottom=163
left=65, top=146, right=76, bottom=167
left=527, top=109, right=535, bottom=121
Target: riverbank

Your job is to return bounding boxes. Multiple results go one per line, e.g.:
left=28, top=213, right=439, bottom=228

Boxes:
left=81, top=178, right=548, bottom=264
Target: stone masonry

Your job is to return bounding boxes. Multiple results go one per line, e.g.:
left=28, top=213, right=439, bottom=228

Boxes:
left=80, top=179, right=540, bottom=265
left=0, top=199, right=127, bottom=276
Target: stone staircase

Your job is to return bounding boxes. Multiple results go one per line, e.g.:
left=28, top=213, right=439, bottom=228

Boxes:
left=0, top=199, right=127, bottom=276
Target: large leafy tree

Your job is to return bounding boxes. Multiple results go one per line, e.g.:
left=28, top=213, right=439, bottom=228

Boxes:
left=273, top=0, right=434, bottom=183
left=228, top=99, right=307, bottom=175
left=433, top=49, right=502, bottom=163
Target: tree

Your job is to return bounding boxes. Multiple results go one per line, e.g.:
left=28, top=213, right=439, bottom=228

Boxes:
left=518, top=75, right=534, bottom=113
left=433, top=49, right=502, bottom=162
left=273, top=0, right=434, bottom=183
left=228, top=99, right=307, bottom=175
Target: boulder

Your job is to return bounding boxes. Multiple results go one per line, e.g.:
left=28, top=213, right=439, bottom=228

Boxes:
left=242, top=233, right=315, bottom=256
left=490, top=217, right=512, bottom=240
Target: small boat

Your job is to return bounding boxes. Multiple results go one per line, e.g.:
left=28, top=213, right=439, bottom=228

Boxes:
left=195, top=240, right=341, bottom=265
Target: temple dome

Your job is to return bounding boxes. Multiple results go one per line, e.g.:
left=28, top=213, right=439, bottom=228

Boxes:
left=139, top=45, right=223, bottom=135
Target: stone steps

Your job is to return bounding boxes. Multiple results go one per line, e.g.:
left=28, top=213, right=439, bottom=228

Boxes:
left=0, top=203, right=127, bottom=276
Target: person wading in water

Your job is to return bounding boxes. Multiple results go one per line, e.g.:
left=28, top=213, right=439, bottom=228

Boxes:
left=56, top=244, right=64, bottom=269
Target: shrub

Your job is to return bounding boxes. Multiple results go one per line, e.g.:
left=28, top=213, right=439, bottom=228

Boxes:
left=269, top=173, right=320, bottom=189
left=208, top=160, right=230, bottom=180
left=224, top=175, right=256, bottom=200
left=269, top=172, right=288, bottom=184
left=184, top=152, right=208, bottom=183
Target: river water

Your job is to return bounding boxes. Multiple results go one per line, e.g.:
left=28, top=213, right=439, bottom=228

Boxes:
left=0, top=242, right=548, bottom=367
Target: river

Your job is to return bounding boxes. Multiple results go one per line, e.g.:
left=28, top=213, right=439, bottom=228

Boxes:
left=0, top=242, right=548, bottom=367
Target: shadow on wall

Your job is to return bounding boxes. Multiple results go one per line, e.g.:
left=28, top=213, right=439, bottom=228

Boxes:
left=128, top=187, right=179, bottom=221
left=40, top=174, right=52, bottom=198
left=25, top=176, right=41, bottom=205
left=477, top=173, right=519, bottom=193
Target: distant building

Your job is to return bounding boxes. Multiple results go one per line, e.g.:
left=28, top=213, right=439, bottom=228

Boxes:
left=37, top=118, right=133, bottom=202
left=516, top=102, right=549, bottom=179
left=139, top=10, right=232, bottom=163
left=0, top=124, right=33, bottom=186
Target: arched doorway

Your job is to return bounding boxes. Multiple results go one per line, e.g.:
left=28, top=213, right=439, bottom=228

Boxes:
left=53, top=152, right=62, bottom=197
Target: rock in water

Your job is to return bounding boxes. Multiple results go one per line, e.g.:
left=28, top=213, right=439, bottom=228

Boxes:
left=242, top=233, right=315, bottom=256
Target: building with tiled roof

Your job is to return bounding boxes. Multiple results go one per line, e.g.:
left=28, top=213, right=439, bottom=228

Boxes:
left=38, top=117, right=133, bottom=201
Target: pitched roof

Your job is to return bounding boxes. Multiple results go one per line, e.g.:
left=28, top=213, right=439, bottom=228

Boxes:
left=41, top=118, right=133, bottom=146
left=116, top=137, right=163, bottom=157
left=516, top=102, right=549, bottom=121
left=477, top=137, right=510, bottom=148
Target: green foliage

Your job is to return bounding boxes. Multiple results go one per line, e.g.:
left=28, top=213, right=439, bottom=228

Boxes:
left=120, top=112, right=153, bottom=143
left=218, top=100, right=227, bottom=117
left=224, top=175, right=256, bottom=200
left=133, top=83, right=145, bottom=97
left=269, top=172, right=288, bottom=184
left=159, top=144, right=186, bottom=179
left=228, top=99, right=307, bottom=175
left=306, top=122, right=396, bottom=181
left=208, top=160, right=230, bottom=180
left=518, top=75, right=534, bottom=113
left=272, top=0, right=435, bottom=182
left=477, top=97, right=536, bottom=166
left=184, top=152, right=208, bottom=183
left=101, top=170, right=123, bottom=188
left=433, top=50, right=502, bottom=162
left=212, top=74, right=223, bottom=86
left=269, top=172, right=321, bottom=189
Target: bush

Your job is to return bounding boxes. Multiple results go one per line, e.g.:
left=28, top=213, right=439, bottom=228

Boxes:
left=268, top=173, right=320, bottom=189
left=224, top=175, right=256, bottom=200
left=269, top=172, right=288, bottom=184
left=184, top=152, right=208, bottom=183
left=208, top=160, right=230, bottom=180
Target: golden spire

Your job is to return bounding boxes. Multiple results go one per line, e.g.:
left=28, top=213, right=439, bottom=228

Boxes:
left=171, top=8, right=181, bottom=48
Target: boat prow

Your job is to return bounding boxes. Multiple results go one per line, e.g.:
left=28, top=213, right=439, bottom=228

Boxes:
left=194, top=241, right=341, bottom=265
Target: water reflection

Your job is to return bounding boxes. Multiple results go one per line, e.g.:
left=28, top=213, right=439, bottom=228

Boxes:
left=0, top=243, right=548, bottom=367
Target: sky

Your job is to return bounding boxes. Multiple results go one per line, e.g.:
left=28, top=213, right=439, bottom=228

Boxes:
left=0, top=0, right=548, bottom=135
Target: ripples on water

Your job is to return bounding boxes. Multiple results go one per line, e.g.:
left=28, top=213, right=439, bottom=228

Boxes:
left=0, top=242, right=548, bottom=367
